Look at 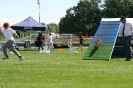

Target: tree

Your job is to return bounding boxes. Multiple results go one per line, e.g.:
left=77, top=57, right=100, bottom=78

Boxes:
left=127, top=5, right=133, bottom=17
left=59, top=0, right=102, bottom=35
left=120, top=0, right=133, bottom=6
left=41, top=22, right=45, bottom=26
left=102, top=0, right=128, bottom=18
left=46, top=23, right=59, bottom=33
left=102, top=0, right=133, bottom=18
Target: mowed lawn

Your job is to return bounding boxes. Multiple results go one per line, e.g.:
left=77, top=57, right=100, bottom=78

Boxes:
left=0, top=48, right=133, bottom=88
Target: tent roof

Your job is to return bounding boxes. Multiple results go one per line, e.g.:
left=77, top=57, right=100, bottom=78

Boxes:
left=11, top=16, right=48, bottom=31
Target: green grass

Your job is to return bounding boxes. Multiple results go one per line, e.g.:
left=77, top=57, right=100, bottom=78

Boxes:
left=83, top=44, right=114, bottom=60
left=0, top=48, right=133, bottom=88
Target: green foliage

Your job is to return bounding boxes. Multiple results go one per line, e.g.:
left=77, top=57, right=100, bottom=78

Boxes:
left=58, top=0, right=133, bottom=35
left=103, top=0, right=127, bottom=17
left=47, top=23, right=59, bottom=33
left=0, top=48, right=133, bottom=88
left=59, top=0, right=102, bottom=35
left=102, top=0, right=133, bottom=17
left=41, top=22, right=45, bottom=25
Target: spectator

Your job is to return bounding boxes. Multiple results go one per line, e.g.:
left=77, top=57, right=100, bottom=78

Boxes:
left=37, top=32, right=44, bottom=51
left=78, top=32, right=83, bottom=51
left=48, top=33, right=54, bottom=50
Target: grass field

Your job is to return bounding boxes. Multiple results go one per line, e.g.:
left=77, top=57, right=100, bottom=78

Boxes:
left=0, top=48, right=133, bottom=88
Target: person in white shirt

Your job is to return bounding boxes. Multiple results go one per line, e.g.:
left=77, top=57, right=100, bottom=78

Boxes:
left=1, top=22, right=24, bottom=61
left=118, top=16, right=133, bottom=61
left=48, top=33, right=54, bottom=50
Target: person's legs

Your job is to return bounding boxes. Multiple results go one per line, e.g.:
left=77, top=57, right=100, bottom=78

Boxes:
left=2, top=40, right=24, bottom=61
left=50, top=43, right=54, bottom=50
left=79, top=40, right=83, bottom=51
left=123, top=37, right=128, bottom=60
left=52, top=43, right=54, bottom=50
left=38, top=44, right=41, bottom=51
left=41, top=44, right=43, bottom=50
left=123, top=37, right=128, bottom=59
left=9, top=41, right=21, bottom=57
left=38, top=44, right=43, bottom=51
left=125, top=36, right=132, bottom=60
left=2, top=40, right=11, bottom=58
left=80, top=44, right=83, bottom=51
left=9, top=41, right=24, bottom=61
left=123, top=36, right=132, bottom=60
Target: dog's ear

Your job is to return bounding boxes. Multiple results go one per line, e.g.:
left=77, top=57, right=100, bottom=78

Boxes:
left=98, top=36, right=101, bottom=39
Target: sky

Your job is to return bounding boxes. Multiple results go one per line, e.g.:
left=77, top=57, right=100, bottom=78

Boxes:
left=0, top=0, right=81, bottom=26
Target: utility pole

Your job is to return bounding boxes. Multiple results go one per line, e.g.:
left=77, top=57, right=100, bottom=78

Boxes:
left=37, top=0, right=40, bottom=23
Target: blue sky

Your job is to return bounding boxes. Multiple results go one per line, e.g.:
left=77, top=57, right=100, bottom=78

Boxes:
left=0, top=0, right=80, bottom=26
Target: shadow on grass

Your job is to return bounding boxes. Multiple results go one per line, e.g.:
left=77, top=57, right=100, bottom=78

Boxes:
left=89, top=48, right=98, bottom=57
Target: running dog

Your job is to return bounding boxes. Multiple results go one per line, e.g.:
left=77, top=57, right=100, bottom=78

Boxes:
left=94, top=36, right=102, bottom=49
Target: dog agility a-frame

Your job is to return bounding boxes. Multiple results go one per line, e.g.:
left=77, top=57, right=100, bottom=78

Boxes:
left=83, top=18, right=133, bottom=61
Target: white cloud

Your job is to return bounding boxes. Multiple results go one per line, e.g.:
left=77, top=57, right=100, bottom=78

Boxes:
left=0, top=16, right=23, bottom=26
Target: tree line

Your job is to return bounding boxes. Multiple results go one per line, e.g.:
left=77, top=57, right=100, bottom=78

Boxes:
left=44, top=0, right=133, bottom=36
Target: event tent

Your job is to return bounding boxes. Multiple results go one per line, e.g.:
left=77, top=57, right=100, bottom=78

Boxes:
left=11, top=16, right=48, bottom=31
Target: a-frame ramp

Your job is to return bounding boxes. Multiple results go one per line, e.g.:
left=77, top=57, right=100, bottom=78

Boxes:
left=83, top=18, right=120, bottom=61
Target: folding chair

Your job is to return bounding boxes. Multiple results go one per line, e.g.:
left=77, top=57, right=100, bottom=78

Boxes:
left=24, top=40, right=31, bottom=50
left=14, top=44, right=19, bottom=50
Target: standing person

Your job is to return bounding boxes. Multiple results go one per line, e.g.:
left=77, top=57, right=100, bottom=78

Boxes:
left=48, top=33, right=54, bottom=50
left=79, top=32, right=83, bottom=51
left=37, top=32, right=44, bottom=51
left=1, top=22, right=24, bottom=61
left=118, top=16, right=133, bottom=61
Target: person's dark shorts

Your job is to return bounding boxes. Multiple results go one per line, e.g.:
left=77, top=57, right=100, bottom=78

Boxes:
left=79, top=40, right=83, bottom=45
